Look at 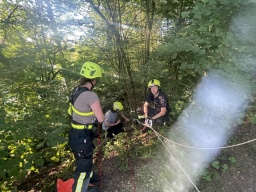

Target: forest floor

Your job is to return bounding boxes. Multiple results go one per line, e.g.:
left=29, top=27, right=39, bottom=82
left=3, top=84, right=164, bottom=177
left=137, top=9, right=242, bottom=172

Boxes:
left=17, top=122, right=256, bottom=192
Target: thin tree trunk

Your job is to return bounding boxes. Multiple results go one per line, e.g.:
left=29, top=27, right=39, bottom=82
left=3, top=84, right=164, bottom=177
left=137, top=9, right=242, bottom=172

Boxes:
left=86, top=0, right=137, bottom=109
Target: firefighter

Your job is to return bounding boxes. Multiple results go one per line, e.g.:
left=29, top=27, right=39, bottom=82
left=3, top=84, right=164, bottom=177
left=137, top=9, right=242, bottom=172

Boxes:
left=143, top=79, right=170, bottom=127
left=102, top=101, right=129, bottom=138
left=68, top=62, right=105, bottom=192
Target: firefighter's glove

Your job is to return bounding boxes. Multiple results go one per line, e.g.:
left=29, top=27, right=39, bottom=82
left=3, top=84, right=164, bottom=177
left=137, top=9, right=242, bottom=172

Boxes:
left=145, top=118, right=153, bottom=127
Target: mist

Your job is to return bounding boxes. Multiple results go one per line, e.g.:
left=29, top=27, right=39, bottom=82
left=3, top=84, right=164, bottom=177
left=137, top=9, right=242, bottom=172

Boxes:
left=162, top=5, right=255, bottom=192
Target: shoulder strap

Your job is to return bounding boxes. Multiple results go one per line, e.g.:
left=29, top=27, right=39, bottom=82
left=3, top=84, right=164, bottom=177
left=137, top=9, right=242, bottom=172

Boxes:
left=69, top=87, right=89, bottom=104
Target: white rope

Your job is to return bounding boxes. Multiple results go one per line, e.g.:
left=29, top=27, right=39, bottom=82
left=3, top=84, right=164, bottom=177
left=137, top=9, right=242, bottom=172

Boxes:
left=133, top=118, right=256, bottom=150
left=132, top=118, right=256, bottom=192
left=141, top=120, right=200, bottom=192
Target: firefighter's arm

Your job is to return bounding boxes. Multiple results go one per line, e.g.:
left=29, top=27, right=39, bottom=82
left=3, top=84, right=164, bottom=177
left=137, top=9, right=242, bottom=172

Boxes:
left=151, top=107, right=166, bottom=120
left=91, top=100, right=105, bottom=123
left=119, top=111, right=129, bottom=122
left=143, top=102, right=149, bottom=119
left=104, top=120, right=121, bottom=127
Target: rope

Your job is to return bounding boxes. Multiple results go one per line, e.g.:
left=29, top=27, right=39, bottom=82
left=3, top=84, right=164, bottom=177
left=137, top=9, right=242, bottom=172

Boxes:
left=157, top=131, right=256, bottom=150
left=126, top=134, right=137, bottom=192
left=128, top=155, right=137, bottom=192
left=133, top=119, right=201, bottom=191
left=133, top=118, right=256, bottom=150
left=152, top=126, right=200, bottom=192
left=97, top=123, right=102, bottom=188
left=132, top=118, right=256, bottom=192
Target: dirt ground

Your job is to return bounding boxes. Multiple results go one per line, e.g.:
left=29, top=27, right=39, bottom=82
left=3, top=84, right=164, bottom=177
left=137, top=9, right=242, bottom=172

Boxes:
left=101, top=125, right=256, bottom=192
left=197, top=123, right=256, bottom=192
left=17, top=123, right=256, bottom=192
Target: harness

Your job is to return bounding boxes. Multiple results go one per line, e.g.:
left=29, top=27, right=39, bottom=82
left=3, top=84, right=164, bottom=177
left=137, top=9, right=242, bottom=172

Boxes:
left=68, top=86, right=94, bottom=130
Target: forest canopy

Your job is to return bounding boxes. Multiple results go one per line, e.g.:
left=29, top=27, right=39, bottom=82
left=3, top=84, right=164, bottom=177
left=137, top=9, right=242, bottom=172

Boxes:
left=0, top=0, right=256, bottom=191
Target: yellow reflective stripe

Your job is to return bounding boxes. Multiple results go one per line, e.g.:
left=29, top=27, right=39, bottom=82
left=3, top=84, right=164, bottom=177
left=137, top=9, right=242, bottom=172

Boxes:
left=71, top=123, right=93, bottom=130
left=75, top=172, right=86, bottom=192
left=71, top=105, right=94, bottom=116
left=138, top=115, right=145, bottom=119
left=68, top=107, right=72, bottom=115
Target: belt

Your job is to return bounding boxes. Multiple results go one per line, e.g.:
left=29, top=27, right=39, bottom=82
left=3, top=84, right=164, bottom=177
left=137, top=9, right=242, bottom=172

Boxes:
left=71, top=123, right=93, bottom=130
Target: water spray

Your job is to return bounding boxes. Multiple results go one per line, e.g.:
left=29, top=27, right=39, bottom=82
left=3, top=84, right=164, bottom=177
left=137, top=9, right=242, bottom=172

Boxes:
left=161, top=5, right=256, bottom=192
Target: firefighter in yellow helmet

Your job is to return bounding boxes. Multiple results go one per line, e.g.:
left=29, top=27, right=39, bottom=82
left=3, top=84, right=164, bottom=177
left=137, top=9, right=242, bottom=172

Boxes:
left=143, top=79, right=170, bottom=130
left=102, top=101, right=130, bottom=138
left=68, top=62, right=104, bottom=192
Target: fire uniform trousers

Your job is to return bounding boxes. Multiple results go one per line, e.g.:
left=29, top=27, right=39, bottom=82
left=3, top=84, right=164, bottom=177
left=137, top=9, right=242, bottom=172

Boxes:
left=68, top=86, right=100, bottom=191
left=69, top=126, right=95, bottom=192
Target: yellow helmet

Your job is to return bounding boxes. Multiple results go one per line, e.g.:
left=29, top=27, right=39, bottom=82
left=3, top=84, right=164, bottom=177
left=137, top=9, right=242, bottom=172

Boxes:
left=80, top=62, right=102, bottom=79
left=113, top=101, right=124, bottom=111
left=148, top=79, right=161, bottom=88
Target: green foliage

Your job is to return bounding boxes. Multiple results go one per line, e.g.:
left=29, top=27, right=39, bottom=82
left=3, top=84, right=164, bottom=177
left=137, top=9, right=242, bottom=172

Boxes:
left=211, top=160, right=220, bottom=169
left=0, top=0, right=255, bottom=191
left=0, top=76, right=71, bottom=190
left=246, top=101, right=256, bottom=125
left=202, top=155, right=236, bottom=182
left=103, top=126, right=158, bottom=171
left=149, top=0, right=256, bottom=120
